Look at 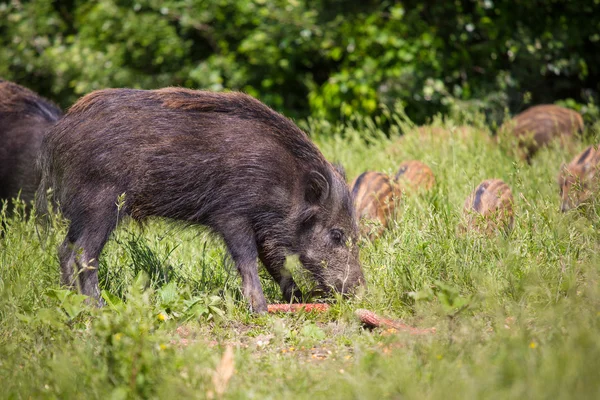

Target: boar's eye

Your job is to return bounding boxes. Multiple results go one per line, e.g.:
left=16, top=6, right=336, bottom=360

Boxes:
left=330, top=229, right=344, bottom=246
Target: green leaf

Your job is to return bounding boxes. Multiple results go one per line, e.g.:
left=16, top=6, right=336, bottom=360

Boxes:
left=102, top=290, right=123, bottom=311
left=300, top=324, right=326, bottom=340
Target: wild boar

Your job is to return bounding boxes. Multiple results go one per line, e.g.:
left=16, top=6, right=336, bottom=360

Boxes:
left=461, top=179, right=514, bottom=234
left=498, top=104, right=583, bottom=161
left=0, top=79, right=62, bottom=205
left=37, top=88, right=364, bottom=312
left=558, top=144, right=600, bottom=212
left=394, top=160, right=436, bottom=192
left=350, top=171, right=401, bottom=238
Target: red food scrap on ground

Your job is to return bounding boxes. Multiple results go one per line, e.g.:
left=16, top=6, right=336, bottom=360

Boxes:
left=355, top=309, right=436, bottom=335
left=266, top=304, right=434, bottom=336
left=267, top=303, right=330, bottom=313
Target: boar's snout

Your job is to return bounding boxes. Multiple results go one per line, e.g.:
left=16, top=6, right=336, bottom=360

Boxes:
left=297, top=232, right=364, bottom=297
left=558, top=176, right=585, bottom=212
left=333, top=266, right=366, bottom=295
left=560, top=198, right=572, bottom=213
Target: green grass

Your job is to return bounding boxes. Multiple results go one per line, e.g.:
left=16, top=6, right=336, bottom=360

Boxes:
left=1, top=114, right=600, bottom=399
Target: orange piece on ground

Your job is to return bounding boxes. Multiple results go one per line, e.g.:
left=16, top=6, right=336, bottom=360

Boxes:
left=355, top=309, right=435, bottom=335
left=267, top=304, right=331, bottom=313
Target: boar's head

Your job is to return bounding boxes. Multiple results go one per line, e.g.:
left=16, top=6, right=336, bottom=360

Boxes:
left=558, top=146, right=600, bottom=212
left=558, top=162, right=596, bottom=212
left=294, top=166, right=364, bottom=295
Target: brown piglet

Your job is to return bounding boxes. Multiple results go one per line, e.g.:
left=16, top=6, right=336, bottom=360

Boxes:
left=395, top=160, right=436, bottom=192
left=351, top=171, right=401, bottom=238
left=498, top=104, right=583, bottom=161
left=558, top=145, right=600, bottom=212
left=462, top=179, right=514, bottom=234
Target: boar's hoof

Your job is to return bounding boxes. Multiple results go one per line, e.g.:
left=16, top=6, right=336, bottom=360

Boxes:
left=282, top=285, right=304, bottom=304
left=248, top=291, right=268, bottom=314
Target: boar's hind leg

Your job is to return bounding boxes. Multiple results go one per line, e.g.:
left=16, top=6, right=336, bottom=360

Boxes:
left=258, top=250, right=303, bottom=303
left=220, top=221, right=268, bottom=313
left=59, top=203, right=117, bottom=305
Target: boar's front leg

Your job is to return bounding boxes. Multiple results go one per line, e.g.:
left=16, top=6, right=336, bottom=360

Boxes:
left=220, top=221, right=268, bottom=313
left=58, top=201, right=117, bottom=305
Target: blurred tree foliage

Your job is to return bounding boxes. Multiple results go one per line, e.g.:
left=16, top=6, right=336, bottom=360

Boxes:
left=1, top=0, right=599, bottom=126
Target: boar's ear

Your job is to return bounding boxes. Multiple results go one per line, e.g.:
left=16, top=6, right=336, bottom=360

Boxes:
left=305, top=171, right=330, bottom=205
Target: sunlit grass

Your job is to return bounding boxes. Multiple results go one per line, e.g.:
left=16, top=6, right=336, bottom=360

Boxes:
left=1, top=114, right=599, bottom=399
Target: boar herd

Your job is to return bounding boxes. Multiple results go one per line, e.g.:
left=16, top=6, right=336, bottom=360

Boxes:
left=351, top=104, right=596, bottom=238
left=0, top=79, right=598, bottom=311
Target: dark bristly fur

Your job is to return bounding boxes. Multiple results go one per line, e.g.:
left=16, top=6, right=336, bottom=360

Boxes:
left=499, top=104, right=584, bottom=161
left=461, top=179, right=514, bottom=234
left=557, top=144, right=600, bottom=212
left=0, top=79, right=62, bottom=205
left=37, top=88, right=364, bottom=312
left=350, top=171, right=400, bottom=238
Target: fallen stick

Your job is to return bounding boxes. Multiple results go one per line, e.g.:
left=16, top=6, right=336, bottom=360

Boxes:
left=267, top=303, right=331, bottom=313
left=355, top=309, right=436, bottom=335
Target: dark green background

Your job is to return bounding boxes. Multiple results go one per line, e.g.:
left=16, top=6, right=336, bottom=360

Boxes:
left=2, top=0, right=599, bottom=127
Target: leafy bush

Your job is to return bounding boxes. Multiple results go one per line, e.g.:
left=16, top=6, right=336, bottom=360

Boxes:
left=1, top=0, right=599, bottom=126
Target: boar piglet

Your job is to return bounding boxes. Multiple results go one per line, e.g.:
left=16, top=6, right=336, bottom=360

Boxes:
left=350, top=171, right=401, bottom=239
left=558, top=145, right=600, bottom=212
left=395, top=160, right=436, bottom=192
left=37, top=88, right=364, bottom=312
left=499, top=104, right=583, bottom=162
left=0, top=79, right=62, bottom=205
left=461, top=179, right=514, bottom=234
